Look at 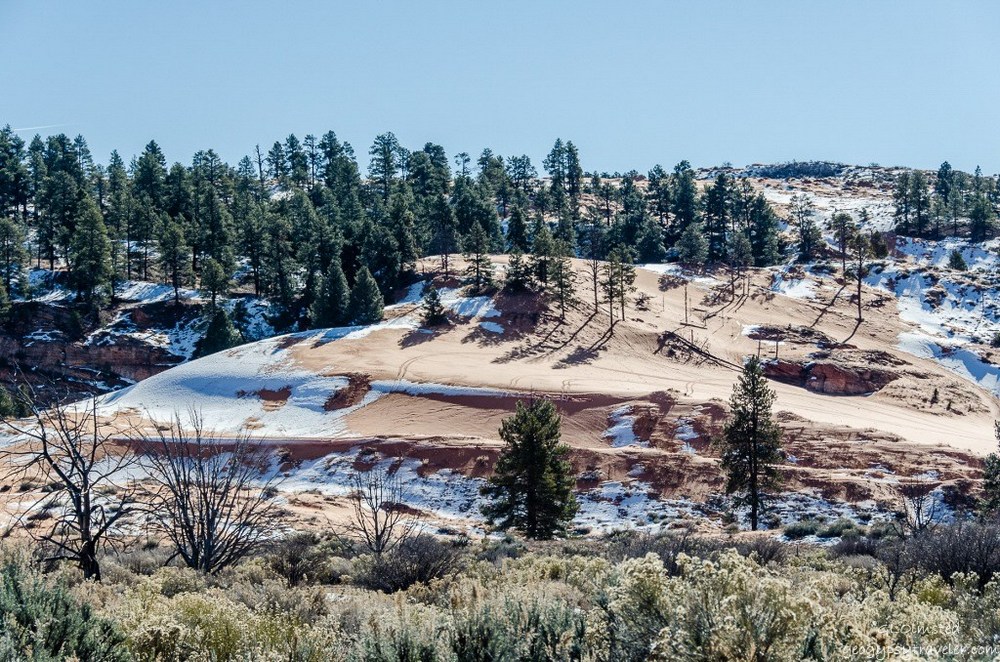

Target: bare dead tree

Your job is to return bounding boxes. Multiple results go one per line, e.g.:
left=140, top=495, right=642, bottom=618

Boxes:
left=347, top=466, right=415, bottom=557
left=0, top=391, right=141, bottom=581
left=895, top=482, right=943, bottom=535
left=134, top=410, right=281, bottom=574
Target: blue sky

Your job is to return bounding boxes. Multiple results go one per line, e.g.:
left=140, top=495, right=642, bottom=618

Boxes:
left=2, top=1, right=999, bottom=173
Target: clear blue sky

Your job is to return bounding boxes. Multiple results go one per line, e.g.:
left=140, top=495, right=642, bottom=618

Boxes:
left=2, top=1, right=999, bottom=174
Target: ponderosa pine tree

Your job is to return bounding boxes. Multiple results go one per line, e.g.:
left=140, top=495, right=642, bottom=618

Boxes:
left=420, top=283, right=447, bottom=326
left=463, top=221, right=494, bottom=294
left=69, top=196, right=112, bottom=303
left=502, top=250, right=530, bottom=294
left=550, top=239, right=576, bottom=321
left=430, top=195, right=459, bottom=278
left=0, top=217, right=26, bottom=295
left=195, top=306, right=240, bottom=357
left=349, top=266, right=383, bottom=325
left=677, top=222, right=708, bottom=269
left=717, top=356, right=783, bottom=531
left=311, top=257, right=350, bottom=327
left=506, top=204, right=530, bottom=252
left=481, top=399, right=578, bottom=539
left=199, top=257, right=229, bottom=308
left=529, top=223, right=555, bottom=289
left=159, top=219, right=191, bottom=305
left=980, top=423, right=1000, bottom=516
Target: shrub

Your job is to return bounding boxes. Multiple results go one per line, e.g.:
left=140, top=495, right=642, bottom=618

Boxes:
left=783, top=518, right=823, bottom=540
left=353, top=535, right=465, bottom=593
left=817, top=518, right=859, bottom=539
left=948, top=250, right=968, bottom=271
left=0, top=561, right=128, bottom=661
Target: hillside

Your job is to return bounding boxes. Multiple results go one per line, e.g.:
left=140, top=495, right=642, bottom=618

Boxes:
left=82, top=246, right=997, bottom=534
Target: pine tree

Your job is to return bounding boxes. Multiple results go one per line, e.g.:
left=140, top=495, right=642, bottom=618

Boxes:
left=948, top=249, right=967, bottom=271
left=0, top=279, right=9, bottom=321
left=506, top=204, right=530, bottom=251
left=69, top=196, right=112, bottom=303
left=420, top=283, right=447, bottom=326
left=430, top=195, right=459, bottom=278
left=311, top=257, right=350, bottom=327
left=636, top=219, right=665, bottom=263
left=728, top=232, right=752, bottom=298
left=0, top=217, right=27, bottom=296
left=199, top=257, right=229, bottom=308
left=480, top=399, right=578, bottom=539
left=717, top=356, right=783, bottom=530
left=159, top=219, right=191, bottom=305
left=504, top=249, right=533, bottom=293
left=676, top=222, right=708, bottom=269
left=463, top=221, right=495, bottom=294
left=195, top=306, right=240, bottom=357
left=529, top=223, right=555, bottom=289
left=550, top=240, right=577, bottom=321
left=349, top=266, right=384, bottom=325
left=980, top=423, right=1000, bottom=516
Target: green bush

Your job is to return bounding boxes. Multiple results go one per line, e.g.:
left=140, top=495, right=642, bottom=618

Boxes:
left=0, top=562, right=128, bottom=661
left=782, top=518, right=823, bottom=539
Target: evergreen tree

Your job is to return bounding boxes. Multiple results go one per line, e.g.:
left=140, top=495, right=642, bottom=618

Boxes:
left=980, top=423, right=1000, bottom=516
left=727, top=232, right=753, bottom=299
left=948, top=249, right=967, bottom=271
left=349, top=266, right=384, bottom=325
left=832, top=212, right=855, bottom=275
left=0, top=217, right=26, bottom=295
left=311, top=257, right=350, bottom=327
left=420, top=283, right=447, bottom=326
left=636, top=219, right=665, bottom=263
left=68, top=196, right=112, bottom=302
left=480, top=399, right=578, bottom=539
left=702, top=173, right=732, bottom=261
left=796, top=217, right=823, bottom=262
left=199, top=257, right=229, bottom=307
left=530, top=223, right=555, bottom=289
left=676, top=221, right=708, bottom=269
left=430, top=195, right=459, bottom=278
left=717, top=356, right=783, bottom=531
left=504, top=249, right=533, bottom=293
left=670, top=160, right=699, bottom=238
left=0, top=279, right=9, bottom=321
left=159, top=219, right=191, bottom=305
left=550, top=240, right=577, bottom=321
left=368, top=132, right=400, bottom=201
left=506, top=204, right=530, bottom=251
left=195, top=306, right=240, bottom=357
left=463, top=221, right=495, bottom=294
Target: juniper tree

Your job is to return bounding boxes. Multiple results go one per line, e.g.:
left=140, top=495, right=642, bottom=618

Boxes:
left=349, top=266, right=384, bottom=325
left=420, top=283, right=447, bottom=326
left=481, top=399, right=578, bottom=539
left=717, top=356, right=784, bottom=530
